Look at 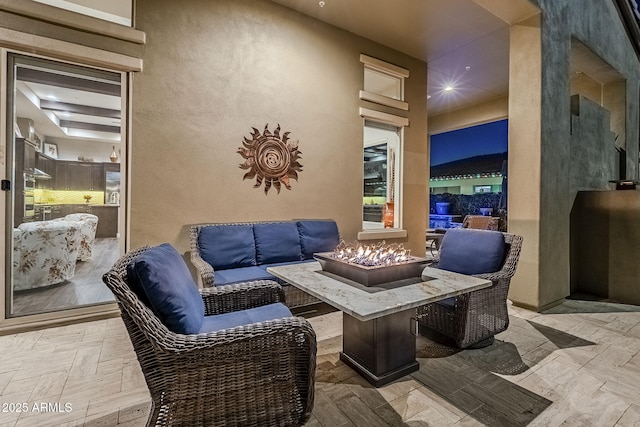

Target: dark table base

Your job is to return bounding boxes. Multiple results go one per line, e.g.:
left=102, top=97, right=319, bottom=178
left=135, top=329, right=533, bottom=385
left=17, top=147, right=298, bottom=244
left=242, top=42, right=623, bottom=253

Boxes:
left=340, top=309, right=419, bottom=387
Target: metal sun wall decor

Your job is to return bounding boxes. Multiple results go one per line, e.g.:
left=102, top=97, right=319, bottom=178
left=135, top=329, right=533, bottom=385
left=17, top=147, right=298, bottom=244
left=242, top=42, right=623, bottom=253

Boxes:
left=238, top=124, right=303, bottom=195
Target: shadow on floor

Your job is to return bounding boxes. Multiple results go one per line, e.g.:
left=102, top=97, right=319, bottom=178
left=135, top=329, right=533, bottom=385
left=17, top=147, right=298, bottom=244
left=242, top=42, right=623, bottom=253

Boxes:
left=314, top=333, right=551, bottom=426
left=413, top=336, right=551, bottom=425
left=545, top=293, right=640, bottom=314
left=526, top=319, right=596, bottom=348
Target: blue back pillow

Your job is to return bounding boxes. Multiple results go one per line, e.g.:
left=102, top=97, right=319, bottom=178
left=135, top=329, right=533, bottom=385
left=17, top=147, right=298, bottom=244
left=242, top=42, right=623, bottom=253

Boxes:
left=198, top=224, right=256, bottom=270
left=127, top=243, right=204, bottom=334
left=254, top=222, right=303, bottom=264
left=296, top=220, right=340, bottom=259
left=438, top=229, right=506, bottom=275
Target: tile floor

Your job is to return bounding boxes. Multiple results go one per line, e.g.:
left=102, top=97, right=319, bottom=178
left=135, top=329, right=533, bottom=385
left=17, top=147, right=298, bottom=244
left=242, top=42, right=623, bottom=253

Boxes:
left=1, top=299, right=640, bottom=426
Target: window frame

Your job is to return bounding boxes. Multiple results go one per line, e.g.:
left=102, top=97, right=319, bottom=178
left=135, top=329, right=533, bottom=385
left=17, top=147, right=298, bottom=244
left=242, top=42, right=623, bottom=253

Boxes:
left=358, top=108, right=408, bottom=240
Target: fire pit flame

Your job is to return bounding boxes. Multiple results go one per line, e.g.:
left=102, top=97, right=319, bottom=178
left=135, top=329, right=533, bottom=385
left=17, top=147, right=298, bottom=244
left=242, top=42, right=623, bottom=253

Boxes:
left=333, top=240, right=411, bottom=267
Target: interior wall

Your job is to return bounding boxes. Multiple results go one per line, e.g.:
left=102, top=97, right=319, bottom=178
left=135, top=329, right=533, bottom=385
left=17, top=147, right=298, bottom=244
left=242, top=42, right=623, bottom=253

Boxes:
left=132, top=0, right=428, bottom=255
left=47, top=137, right=120, bottom=163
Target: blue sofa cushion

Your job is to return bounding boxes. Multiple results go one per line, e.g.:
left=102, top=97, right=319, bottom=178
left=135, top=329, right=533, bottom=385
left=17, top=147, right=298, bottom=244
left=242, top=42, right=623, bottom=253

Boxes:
left=199, top=303, right=292, bottom=333
left=438, top=229, right=506, bottom=275
left=296, top=220, right=340, bottom=259
left=254, top=222, right=303, bottom=264
left=127, top=243, right=204, bottom=334
left=198, top=224, right=256, bottom=270
left=258, top=259, right=316, bottom=271
left=214, top=266, right=276, bottom=286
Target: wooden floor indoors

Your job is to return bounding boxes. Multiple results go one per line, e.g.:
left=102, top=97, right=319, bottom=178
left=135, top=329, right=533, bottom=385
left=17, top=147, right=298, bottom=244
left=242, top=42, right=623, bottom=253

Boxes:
left=1, top=299, right=640, bottom=426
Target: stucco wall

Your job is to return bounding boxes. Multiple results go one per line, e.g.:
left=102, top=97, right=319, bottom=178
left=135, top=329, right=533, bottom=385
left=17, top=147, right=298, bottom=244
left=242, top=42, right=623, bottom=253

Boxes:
left=569, top=95, right=617, bottom=196
left=132, top=0, right=428, bottom=255
left=509, top=0, right=640, bottom=310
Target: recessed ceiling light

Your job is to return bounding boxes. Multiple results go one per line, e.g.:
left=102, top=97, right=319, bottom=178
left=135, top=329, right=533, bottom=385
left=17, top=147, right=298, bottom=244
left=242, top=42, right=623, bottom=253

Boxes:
left=465, top=66, right=471, bottom=71
left=319, top=1, right=325, bottom=7
left=444, top=86, right=454, bottom=92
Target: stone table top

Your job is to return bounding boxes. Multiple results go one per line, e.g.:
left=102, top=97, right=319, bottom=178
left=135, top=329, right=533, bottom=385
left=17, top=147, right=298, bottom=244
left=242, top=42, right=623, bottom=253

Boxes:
left=267, top=262, right=491, bottom=321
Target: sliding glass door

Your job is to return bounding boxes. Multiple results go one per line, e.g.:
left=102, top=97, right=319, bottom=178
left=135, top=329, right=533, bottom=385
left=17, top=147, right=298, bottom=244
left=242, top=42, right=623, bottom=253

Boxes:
left=5, top=53, right=126, bottom=317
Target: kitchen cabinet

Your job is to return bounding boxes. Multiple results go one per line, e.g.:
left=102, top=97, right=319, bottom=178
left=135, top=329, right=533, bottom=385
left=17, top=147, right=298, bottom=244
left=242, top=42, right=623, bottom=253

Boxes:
left=91, top=205, right=118, bottom=238
left=91, top=164, right=105, bottom=190
left=54, top=162, right=104, bottom=191
left=35, top=153, right=55, bottom=189
left=54, top=162, right=78, bottom=190
left=68, top=163, right=91, bottom=190
left=14, top=138, right=37, bottom=224
left=23, top=140, right=36, bottom=171
left=104, top=163, right=120, bottom=173
left=62, top=204, right=118, bottom=237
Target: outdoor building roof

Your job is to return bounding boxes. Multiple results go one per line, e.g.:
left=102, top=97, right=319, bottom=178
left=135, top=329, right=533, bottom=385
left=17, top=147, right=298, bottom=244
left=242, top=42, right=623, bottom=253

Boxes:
left=430, top=152, right=507, bottom=181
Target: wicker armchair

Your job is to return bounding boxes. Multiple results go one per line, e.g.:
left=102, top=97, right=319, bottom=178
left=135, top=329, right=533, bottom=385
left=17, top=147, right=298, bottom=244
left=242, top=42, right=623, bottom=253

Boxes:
left=462, top=215, right=500, bottom=231
left=103, top=246, right=316, bottom=427
left=417, top=231, right=523, bottom=349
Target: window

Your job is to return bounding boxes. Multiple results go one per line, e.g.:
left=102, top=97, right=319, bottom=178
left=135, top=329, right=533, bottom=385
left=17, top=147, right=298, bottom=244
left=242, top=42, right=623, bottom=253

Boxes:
left=360, top=54, right=409, bottom=110
left=474, top=185, right=493, bottom=193
left=358, top=55, right=409, bottom=240
left=365, top=67, right=402, bottom=100
left=33, top=0, right=132, bottom=26
left=361, top=117, right=405, bottom=233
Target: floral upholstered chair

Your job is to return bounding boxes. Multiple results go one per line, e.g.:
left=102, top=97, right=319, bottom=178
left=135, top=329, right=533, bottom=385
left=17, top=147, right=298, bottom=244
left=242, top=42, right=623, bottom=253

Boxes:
left=12, top=221, right=82, bottom=290
left=54, top=214, right=98, bottom=261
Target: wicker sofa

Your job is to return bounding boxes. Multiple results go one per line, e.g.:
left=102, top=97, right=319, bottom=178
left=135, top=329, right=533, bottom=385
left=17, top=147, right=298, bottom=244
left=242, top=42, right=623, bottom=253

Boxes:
left=190, top=220, right=341, bottom=308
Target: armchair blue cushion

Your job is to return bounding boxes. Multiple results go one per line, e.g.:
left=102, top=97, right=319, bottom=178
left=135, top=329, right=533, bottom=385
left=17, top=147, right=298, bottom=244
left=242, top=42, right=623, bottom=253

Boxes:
left=199, top=302, right=292, bottom=333
left=254, top=222, right=303, bottom=264
left=198, top=224, right=256, bottom=270
left=438, top=229, right=506, bottom=275
left=127, top=243, right=205, bottom=334
left=296, top=220, right=340, bottom=259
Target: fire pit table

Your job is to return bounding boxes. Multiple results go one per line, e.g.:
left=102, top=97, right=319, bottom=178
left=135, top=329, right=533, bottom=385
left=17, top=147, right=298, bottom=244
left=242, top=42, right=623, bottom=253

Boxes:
left=267, top=259, right=491, bottom=387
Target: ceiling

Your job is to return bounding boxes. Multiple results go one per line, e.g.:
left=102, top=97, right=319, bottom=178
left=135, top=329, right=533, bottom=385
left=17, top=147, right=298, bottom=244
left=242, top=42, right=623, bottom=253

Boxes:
left=271, top=0, right=540, bottom=116
left=15, top=0, right=541, bottom=146
left=15, top=62, right=122, bottom=145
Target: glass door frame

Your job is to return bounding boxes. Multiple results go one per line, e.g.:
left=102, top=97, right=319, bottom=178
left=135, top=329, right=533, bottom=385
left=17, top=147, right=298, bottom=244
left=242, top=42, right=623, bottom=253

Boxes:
left=0, top=46, right=131, bottom=330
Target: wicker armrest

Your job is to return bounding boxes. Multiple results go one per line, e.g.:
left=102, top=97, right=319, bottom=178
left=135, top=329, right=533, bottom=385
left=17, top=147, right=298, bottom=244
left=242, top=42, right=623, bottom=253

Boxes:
left=473, top=271, right=505, bottom=283
left=190, top=249, right=215, bottom=287
left=189, top=225, right=216, bottom=287
left=200, top=280, right=284, bottom=315
left=145, top=313, right=315, bottom=354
